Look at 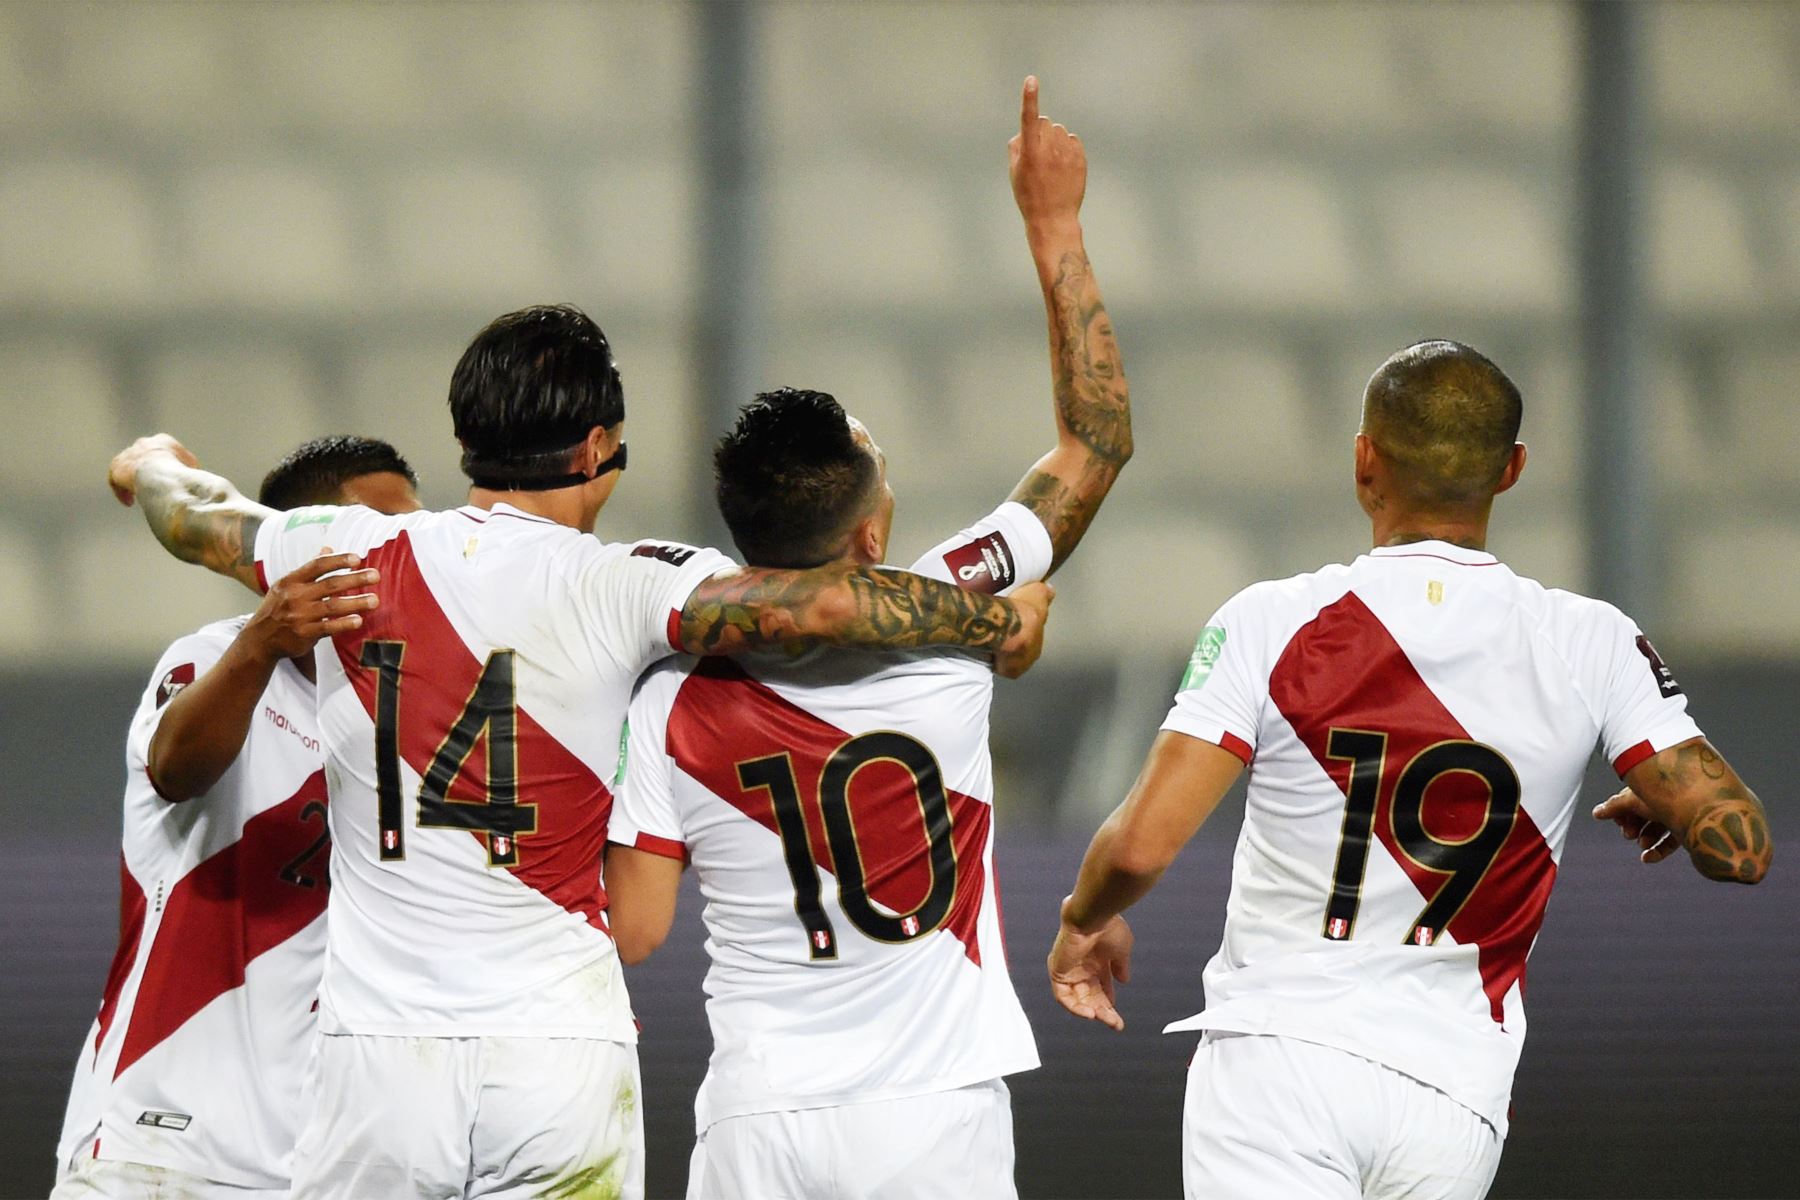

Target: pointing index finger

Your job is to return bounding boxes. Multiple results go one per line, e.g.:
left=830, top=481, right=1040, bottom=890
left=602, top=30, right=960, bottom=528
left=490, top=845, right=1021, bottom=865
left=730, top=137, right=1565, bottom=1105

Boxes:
left=1021, top=75, right=1039, bottom=131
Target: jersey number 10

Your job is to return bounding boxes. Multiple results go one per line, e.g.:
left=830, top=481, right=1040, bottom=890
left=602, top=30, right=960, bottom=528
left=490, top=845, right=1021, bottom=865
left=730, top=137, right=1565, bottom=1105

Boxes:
left=736, top=732, right=958, bottom=961
left=360, top=641, right=537, bottom=867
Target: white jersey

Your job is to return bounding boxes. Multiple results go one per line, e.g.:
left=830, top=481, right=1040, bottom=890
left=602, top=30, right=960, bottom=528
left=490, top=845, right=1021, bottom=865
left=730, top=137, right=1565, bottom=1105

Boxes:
left=1159, top=541, right=1705, bottom=1132
left=57, top=618, right=330, bottom=1190
left=251, top=502, right=732, bottom=1040
left=611, top=502, right=1050, bottom=1130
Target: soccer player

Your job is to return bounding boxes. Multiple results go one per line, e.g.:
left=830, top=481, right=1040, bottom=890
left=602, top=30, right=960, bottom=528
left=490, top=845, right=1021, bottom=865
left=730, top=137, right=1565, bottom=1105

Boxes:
left=104, top=305, right=1052, bottom=1200
left=55, top=436, right=422, bottom=1200
left=1047, top=340, right=1772, bottom=1199
left=604, top=76, right=1127, bottom=1200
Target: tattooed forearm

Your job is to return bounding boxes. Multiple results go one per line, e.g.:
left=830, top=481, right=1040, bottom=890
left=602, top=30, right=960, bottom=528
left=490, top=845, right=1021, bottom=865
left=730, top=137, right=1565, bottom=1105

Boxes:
left=1634, top=739, right=1772, bottom=885
left=1685, top=798, right=1771, bottom=883
left=1045, top=250, right=1132, bottom=467
left=679, top=565, right=1021, bottom=658
left=1010, top=461, right=1113, bottom=573
left=135, top=457, right=267, bottom=590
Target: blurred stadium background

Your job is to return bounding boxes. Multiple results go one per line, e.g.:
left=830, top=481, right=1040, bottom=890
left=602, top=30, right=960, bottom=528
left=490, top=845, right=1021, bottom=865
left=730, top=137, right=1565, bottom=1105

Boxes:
left=1, top=3, right=1796, bottom=1197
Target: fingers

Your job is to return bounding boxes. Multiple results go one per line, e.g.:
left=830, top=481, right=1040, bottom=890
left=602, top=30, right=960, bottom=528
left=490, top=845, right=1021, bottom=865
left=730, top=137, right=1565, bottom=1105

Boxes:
left=316, top=613, right=369, bottom=636
left=1021, top=74, right=1039, bottom=131
left=1592, top=789, right=1647, bottom=822
left=287, top=553, right=366, bottom=585
left=1641, top=826, right=1678, bottom=863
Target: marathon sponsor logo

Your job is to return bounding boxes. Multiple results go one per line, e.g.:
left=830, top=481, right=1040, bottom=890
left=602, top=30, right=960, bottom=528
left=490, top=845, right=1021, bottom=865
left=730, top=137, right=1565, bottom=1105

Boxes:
left=284, top=509, right=337, bottom=531
left=135, top=1110, right=192, bottom=1131
left=1180, top=626, right=1227, bottom=692
left=941, top=531, right=1016, bottom=594
left=263, top=706, right=321, bottom=754
left=1636, top=635, right=1683, bottom=697
left=632, top=543, right=697, bottom=568
left=155, top=662, right=196, bottom=708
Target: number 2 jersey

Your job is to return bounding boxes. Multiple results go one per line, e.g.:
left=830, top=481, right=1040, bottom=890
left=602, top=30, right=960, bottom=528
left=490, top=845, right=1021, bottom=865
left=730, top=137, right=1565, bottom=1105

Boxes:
left=1161, top=541, right=1704, bottom=1132
left=58, top=617, right=330, bottom=1189
left=251, top=502, right=731, bottom=1040
left=610, top=502, right=1049, bottom=1131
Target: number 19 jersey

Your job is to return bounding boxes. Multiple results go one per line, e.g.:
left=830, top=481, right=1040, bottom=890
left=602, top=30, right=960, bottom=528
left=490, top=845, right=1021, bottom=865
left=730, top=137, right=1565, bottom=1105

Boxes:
left=1160, top=541, right=1704, bottom=1132
left=253, top=502, right=732, bottom=1040
left=610, top=503, right=1050, bottom=1131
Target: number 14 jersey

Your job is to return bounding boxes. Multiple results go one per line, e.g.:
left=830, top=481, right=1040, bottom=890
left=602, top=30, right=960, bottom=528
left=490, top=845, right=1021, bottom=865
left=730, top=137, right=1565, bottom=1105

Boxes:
left=1161, top=541, right=1704, bottom=1133
left=611, top=503, right=1049, bottom=1131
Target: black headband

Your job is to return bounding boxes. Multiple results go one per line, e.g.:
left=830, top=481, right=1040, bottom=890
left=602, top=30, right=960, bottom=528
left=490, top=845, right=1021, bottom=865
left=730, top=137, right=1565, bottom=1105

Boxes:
left=462, top=443, right=628, bottom=492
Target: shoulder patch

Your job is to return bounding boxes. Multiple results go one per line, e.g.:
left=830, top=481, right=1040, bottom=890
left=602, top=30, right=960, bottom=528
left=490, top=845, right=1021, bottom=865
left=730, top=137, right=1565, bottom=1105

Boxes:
left=1180, top=626, right=1227, bottom=691
left=941, top=531, right=1016, bottom=594
left=632, top=544, right=696, bottom=568
left=156, top=662, right=196, bottom=708
left=284, top=510, right=335, bottom=531
left=1636, top=635, right=1682, bottom=698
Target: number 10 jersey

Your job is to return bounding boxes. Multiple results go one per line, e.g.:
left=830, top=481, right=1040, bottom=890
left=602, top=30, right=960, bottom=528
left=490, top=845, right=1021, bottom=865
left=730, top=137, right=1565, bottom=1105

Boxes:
left=610, top=503, right=1050, bottom=1131
left=1160, top=541, right=1704, bottom=1133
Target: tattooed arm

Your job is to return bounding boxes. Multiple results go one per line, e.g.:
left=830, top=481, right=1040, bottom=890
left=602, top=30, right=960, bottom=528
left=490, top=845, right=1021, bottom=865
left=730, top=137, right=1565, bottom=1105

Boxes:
left=108, top=435, right=273, bottom=592
left=1596, top=738, right=1771, bottom=884
left=1004, top=77, right=1132, bottom=575
left=676, top=567, right=1053, bottom=679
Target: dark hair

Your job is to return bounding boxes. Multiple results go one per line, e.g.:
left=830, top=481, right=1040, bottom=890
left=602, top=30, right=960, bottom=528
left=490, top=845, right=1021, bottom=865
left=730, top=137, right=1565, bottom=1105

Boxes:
left=714, top=388, right=881, bottom=569
left=1362, top=339, right=1524, bottom=506
left=258, top=435, right=418, bottom=509
left=449, top=304, right=625, bottom=482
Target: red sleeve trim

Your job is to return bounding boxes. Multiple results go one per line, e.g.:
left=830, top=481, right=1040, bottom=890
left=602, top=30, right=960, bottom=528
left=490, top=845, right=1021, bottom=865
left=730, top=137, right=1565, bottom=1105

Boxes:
left=1612, top=740, right=1656, bottom=777
left=1219, top=731, right=1254, bottom=766
left=665, top=608, right=684, bottom=653
left=632, top=832, right=688, bottom=862
left=254, top=558, right=270, bottom=594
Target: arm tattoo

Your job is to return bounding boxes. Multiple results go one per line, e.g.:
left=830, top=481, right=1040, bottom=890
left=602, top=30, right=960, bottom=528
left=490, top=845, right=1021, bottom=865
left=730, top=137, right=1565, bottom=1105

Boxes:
left=1008, top=249, right=1133, bottom=572
left=1651, top=741, right=1772, bottom=884
left=135, top=459, right=267, bottom=591
left=678, top=565, right=1021, bottom=658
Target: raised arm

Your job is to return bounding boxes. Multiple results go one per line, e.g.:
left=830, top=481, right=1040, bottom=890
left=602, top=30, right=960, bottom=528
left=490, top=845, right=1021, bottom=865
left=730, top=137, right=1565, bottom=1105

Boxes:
left=109, top=434, right=274, bottom=593
left=1596, top=737, right=1771, bottom=884
left=1050, top=731, right=1244, bottom=1030
left=1005, top=76, right=1133, bottom=574
left=676, top=567, right=1053, bottom=679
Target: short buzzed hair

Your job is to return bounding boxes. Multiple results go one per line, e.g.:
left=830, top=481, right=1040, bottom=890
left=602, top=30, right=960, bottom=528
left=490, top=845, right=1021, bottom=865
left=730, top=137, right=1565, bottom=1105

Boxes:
left=1361, top=340, right=1523, bottom=507
left=259, top=435, right=418, bottom=509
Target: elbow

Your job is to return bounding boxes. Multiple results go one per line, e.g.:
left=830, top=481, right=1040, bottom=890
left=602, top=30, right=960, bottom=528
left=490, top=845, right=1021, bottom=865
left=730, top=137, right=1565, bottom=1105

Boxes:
left=614, top=927, right=666, bottom=967
left=1110, top=837, right=1175, bottom=885
left=803, top=580, right=859, bottom=642
left=144, top=749, right=200, bottom=804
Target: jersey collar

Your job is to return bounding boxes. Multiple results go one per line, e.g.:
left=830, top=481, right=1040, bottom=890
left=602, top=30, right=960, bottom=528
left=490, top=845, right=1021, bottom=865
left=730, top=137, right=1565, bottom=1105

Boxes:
left=1367, top=541, right=1499, bottom=567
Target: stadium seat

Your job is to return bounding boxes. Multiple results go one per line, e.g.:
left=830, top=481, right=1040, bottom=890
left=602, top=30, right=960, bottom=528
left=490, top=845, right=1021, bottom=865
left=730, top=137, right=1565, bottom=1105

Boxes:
left=1650, top=3, right=1800, bottom=134
left=145, top=347, right=328, bottom=495
left=0, top=524, right=52, bottom=667
left=576, top=159, right=697, bottom=317
left=1396, top=3, right=1574, bottom=133
left=937, top=333, right=1071, bottom=504
left=769, top=160, right=958, bottom=308
left=1059, top=519, right=1263, bottom=659
left=239, top=5, right=436, bottom=131
left=1377, top=169, right=1570, bottom=314
left=343, top=336, right=472, bottom=510
left=1131, top=342, right=1333, bottom=495
left=379, top=164, right=560, bottom=305
left=1221, top=6, right=1410, bottom=132
left=1650, top=166, right=1760, bottom=311
left=972, top=168, right=1167, bottom=309
left=0, top=161, right=157, bottom=307
left=40, top=3, right=231, bottom=132
left=176, top=163, right=357, bottom=309
left=0, top=340, right=123, bottom=499
left=1180, top=165, right=1358, bottom=309
left=1724, top=347, right=1800, bottom=491
left=603, top=334, right=701, bottom=524
left=65, top=525, right=249, bottom=662
left=1503, top=349, right=1585, bottom=496
left=1670, top=516, right=1800, bottom=655
left=1497, top=508, right=1587, bottom=593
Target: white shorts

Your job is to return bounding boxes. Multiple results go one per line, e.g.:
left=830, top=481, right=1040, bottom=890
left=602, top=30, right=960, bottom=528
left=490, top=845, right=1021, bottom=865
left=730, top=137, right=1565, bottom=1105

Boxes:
left=1183, top=1032, right=1503, bottom=1200
left=51, top=1151, right=286, bottom=1199
left=686, top=1078, right=1016, bottom=1200
left=288, top=1033, right=644, bottom=1200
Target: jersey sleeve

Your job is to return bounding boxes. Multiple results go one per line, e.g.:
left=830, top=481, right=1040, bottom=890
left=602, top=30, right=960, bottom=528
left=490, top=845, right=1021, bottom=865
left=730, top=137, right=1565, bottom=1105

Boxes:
left=1581, top=604, right=1705, bottom=776
left=252, top=505, right=407, bottom=594
left=907, top=500, right=1055, bottom=596
left=609, top=666, right=688, bottom=861
left=1158, top=588, right=1267, bottom=766
left=125, top=623, right=242, bottom=797
left=579, top=540, right=736, bottom=674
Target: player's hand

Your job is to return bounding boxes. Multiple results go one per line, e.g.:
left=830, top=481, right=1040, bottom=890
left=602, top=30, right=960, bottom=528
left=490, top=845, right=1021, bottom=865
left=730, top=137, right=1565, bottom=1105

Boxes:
left=242, top=551, right=381, bottom=664
left=1049, top=901, right=1132, bottom=1031
left=1009, top=75, right=1087, bottom=232
left=1594, top=787, right=1680, bottom=864
left=994, top=581, right=1054, bottom=679
left=109, top=434, right=198, bottom=506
